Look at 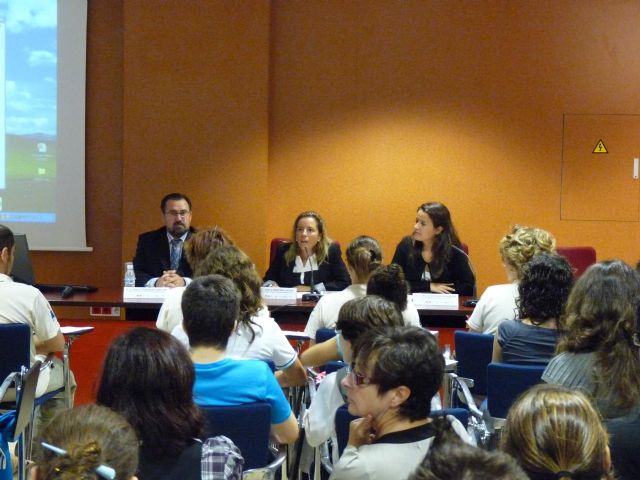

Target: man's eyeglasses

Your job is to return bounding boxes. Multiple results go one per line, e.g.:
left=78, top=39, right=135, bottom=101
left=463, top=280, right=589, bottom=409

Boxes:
left=165, top=210, right=191, bottom=218
left=347, top=363, right=377, bottom=387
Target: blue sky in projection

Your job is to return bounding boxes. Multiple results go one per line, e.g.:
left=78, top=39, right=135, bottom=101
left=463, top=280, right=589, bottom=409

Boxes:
left=0, top=0, right=56, bottom=136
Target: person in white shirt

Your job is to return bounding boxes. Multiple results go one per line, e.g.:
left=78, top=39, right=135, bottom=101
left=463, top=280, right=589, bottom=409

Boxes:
left=301, top=263, right=420, bottom=368
left=467, top=225, right=555, bottom=334
left=167, top=244, right=307, bottom=387
left=0, top=224, right=75, bottom=434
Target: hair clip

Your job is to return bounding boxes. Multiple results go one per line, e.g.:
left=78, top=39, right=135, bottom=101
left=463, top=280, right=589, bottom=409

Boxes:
left=41, top=442, right=116, bottom=480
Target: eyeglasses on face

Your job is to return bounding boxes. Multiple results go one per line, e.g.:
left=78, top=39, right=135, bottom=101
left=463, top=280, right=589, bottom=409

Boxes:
left=347, top=363, right=377, bottom=387
left=165, top=210, right=191, bottom=217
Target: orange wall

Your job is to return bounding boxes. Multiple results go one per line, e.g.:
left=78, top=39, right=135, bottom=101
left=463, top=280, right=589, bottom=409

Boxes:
left=33, top=1, right=640, bottom=295
left=267, top=0, right=640, bottom=292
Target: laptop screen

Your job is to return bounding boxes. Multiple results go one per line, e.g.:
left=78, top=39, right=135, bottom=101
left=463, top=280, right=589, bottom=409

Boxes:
left=11, top=234, right=36, bottom=285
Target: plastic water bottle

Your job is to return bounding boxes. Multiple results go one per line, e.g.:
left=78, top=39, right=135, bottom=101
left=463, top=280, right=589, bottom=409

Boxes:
left=124, top=262, right=136, bottom=287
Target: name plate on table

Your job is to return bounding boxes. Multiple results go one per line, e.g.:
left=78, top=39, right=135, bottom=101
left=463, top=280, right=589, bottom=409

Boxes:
left=260, top=287, right=297, bottom=300
left=411, top=293, right=459, bottom=309
left=123, top=287, right=169, bottom=301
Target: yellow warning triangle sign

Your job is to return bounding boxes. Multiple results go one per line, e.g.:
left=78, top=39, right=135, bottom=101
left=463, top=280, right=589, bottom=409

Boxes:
left=593, top=139, right=608, bottom=154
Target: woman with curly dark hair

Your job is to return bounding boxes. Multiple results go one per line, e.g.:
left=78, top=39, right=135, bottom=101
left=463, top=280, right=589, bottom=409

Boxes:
left=492, top=253, right=573, bottom=365
left=542, top=260, right=640, bottom=419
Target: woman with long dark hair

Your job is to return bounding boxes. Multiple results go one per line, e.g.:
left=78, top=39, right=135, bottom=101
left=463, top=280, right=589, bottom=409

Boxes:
left=96, top=328, right=242, bottom=480
left=391, top=202, right=475, bottom=294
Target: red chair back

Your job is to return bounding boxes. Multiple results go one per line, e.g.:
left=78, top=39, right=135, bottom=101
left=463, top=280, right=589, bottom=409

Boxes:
left=556, top=246, right=596, bottom=278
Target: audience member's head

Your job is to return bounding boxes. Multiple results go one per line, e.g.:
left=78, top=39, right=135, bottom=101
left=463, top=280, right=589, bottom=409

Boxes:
left=499, top=225, right=556, bottom=282
left=345, top=236, right=383, bottom=284
left=0, top=224, right=15, bottom=274
left=501, top=384, right=613, bottom=480
left=96, top=327, right=205, bottom=461
left=517, top=253, right=573, bottom=325
left=183, top=225, right=234, bottom=272
left=559, top=260, right=640, bottom=413
left=367, top=263, right=409, bottom=311
left=194, top=245, right=262, bottom=339
left=344, top=326, right=442, bottom=422
left=35, top=404, right=139, bottom=480
left=409, top=417, right=528, bottom=480
left=335, top=296, right=404, bottom=362
left=182, top=274, right=241, bottom=349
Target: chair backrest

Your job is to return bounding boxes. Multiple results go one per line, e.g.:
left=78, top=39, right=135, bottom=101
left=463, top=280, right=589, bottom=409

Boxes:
left=314, top=328, right=345, bottom=374
left=0, top=324, right=31, bottom=387
left=459, top=243, right=469, bottom=255
left=200, top=402, right=271, bottom=470
left=269, top=238, right=291, bottom=266
left=315, top=328, right=337, bottom=344
left=486, top=362, right=545, bottom=419
left=454, top=331, right=494, bottom=396
left=556, top=246, right=596, bottom=278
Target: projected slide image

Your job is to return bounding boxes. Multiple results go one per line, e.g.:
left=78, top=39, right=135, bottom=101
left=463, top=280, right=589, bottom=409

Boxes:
left=0, top=0, right=57, bottom=224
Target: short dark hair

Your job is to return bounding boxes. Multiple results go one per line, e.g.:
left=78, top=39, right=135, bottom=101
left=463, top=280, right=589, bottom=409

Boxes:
left=182, top=274, right=240, bottom=348
left=517, top=253, right=573, bottom=324
left=160, top=192, right=192, bottom=212
left=353, top=326, right=443, bottom=420
left=367, top=263, right=409, bottom=311
left=409, top=418, right=528, bottom=480
left=96, top=327, right=204, bottom=460
left=0, top=224, right=15, bottom=251
left=335, top=296, right=403, bottom=343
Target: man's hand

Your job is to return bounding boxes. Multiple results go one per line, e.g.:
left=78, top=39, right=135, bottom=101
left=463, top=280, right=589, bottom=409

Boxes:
left=430, top=282, right=455, bottom=294
left=155, top=270, right=186, bottom=288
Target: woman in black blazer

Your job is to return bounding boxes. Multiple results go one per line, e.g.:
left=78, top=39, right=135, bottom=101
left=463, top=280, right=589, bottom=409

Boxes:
left=391, top=202, right=475, bottom=295
left=264, top=211, right=350, bottom=291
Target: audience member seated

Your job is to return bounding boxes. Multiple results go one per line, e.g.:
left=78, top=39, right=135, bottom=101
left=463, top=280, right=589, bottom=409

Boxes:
left=303, top=235, right=383, bottom=342
left=330, top=326, right=470, bottom=480
left=391, top=202, right=475, bottom=295
left=300, top=264, right=420, bottom=368
left=542, top=260, right=640, bottom=419
left=303, top=296, right=404, bottom=463
left=156, top=226, right=234, bottom=333
left=184, top=274, right=299, bottom=445
left=501, top=384, right=613, bottom=480
left=170, top=245, right=306, bottom=387
left=133, top=192, right=196, bottom=287
left=492, top=253, right=573, bottom=365
left=467, top=225, right=556, bottom=334
left=97, top=327, right=243, bottom=480
left=408, top=416, right=528, bottom=480
left=0, top=224, right=75, bottom=436
left=263, top=210, right=350, bottom=291
left=33, top=404, right=138, bottom=480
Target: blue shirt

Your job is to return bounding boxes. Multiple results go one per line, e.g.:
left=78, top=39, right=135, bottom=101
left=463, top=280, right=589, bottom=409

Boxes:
left=193, top=358, right=291, bottom=424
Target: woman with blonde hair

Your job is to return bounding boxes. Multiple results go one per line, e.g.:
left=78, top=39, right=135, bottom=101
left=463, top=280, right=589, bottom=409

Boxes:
left=467, top=225, right=556, bottom=334
left=264, top=210, right=350, bottom=291
left=156, top=226, right=233, bottom=333
left=501, top=384, right=613, bottom=480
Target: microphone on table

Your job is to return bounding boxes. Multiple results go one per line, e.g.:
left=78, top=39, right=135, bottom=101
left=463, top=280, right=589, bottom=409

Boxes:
left=302, top=246, right=321, bottom=302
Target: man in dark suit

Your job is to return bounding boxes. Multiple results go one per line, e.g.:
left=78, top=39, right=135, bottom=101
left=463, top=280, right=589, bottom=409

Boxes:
left=133, top=193, right=195, bottom=287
